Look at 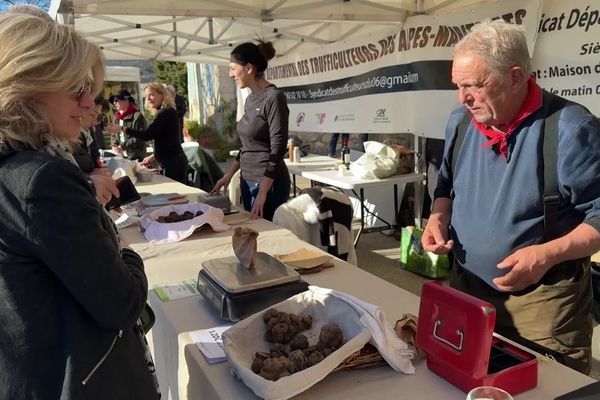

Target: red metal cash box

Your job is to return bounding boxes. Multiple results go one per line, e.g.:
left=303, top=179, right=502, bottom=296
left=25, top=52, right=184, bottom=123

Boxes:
left=416, top=281, right=537, bottom=395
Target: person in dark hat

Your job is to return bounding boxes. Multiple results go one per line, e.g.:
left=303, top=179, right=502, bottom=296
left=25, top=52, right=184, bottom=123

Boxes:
left=107, top=89, right=147, bottom=161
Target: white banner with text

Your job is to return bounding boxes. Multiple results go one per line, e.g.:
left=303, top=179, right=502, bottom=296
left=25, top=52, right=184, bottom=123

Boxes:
left=268, top=0, right=541, bottom=138
left=532, top=1, right=600, bottom=113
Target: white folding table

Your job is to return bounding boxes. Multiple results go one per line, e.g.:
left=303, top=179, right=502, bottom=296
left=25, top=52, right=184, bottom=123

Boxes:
left=301, top=169, right=425, bottom=245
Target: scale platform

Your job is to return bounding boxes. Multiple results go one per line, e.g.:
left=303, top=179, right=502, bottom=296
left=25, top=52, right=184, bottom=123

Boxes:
left=197, top=252, right=308, bottom=321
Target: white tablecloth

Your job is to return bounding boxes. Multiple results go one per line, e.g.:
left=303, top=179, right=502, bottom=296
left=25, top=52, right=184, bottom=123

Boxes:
left=122, top=175, right=595, bottom=400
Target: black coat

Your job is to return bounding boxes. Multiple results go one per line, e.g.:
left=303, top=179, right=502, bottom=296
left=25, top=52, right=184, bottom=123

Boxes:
left=0, top=150, right=158, bottom=400
left=126, top=106, right=184, bottom=164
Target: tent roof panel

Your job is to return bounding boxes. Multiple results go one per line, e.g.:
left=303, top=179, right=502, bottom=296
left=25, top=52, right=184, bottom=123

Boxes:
left=50, top=0, right=496, bottom=62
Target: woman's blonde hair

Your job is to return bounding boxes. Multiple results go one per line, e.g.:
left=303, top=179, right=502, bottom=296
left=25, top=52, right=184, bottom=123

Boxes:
left=144, top=81, right=175, bottom=110
left=0, top=13, right=104, bottom=151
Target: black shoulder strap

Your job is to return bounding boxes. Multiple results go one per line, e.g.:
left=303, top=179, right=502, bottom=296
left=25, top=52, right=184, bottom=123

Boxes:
left=449, top=111, right=472, bottom=177
left=449, top=93, right=567, bottom=240
left=541, top=92, right=568, bottom=240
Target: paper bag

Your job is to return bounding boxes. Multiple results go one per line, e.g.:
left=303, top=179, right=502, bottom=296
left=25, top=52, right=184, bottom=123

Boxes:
left=232, top=226, right=259, bottom=270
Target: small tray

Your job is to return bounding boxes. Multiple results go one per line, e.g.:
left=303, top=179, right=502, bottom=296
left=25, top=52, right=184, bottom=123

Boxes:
left=197, top=193, right=231, bottom=213
left=274, top=248, right=333, bottom=269
left=141, top=193, right=189, bottom=207
left=201, top=252, right=300, bottom=294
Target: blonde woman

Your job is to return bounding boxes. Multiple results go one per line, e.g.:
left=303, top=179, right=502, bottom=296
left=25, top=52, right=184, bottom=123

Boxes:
left=113, top=82, right=188, bottom=183
left=0, top=13, right=159, bottom=399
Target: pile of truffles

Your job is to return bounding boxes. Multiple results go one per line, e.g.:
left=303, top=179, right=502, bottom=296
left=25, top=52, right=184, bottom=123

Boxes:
left=156, top=210, right=203, bottom=223
left=250, top=308, right=345, bottom=381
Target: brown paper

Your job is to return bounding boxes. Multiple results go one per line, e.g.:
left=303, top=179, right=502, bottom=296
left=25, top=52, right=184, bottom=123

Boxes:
left=232, top=226, right=259, bottom=270
left=394, top=313, right=425, bottom=359
left=274, top=247, right=332, bottom=269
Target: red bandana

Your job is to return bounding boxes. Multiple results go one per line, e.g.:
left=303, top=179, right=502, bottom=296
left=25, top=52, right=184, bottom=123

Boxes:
left=473, top=77, right=542, bottom=158
left=115, top=104, right=138, bottom=120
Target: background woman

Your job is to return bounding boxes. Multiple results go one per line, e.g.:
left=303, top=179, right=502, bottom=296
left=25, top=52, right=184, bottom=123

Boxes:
left=112, top=82, right=188, bottom=183
left=211, top=40, right=290, bottom=221
left=73, top=94, right=106, bottom=174
left=108, top=89, right=147, bottom=161
left=0, top=12, right=159, bottom=399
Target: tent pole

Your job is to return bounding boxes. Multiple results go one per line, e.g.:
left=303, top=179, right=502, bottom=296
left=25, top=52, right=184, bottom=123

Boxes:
left=208, top=17, right=215, bottom=45
left=172, top=17, right=179, bottom=56
left=416, top=0, right=424, bottom=14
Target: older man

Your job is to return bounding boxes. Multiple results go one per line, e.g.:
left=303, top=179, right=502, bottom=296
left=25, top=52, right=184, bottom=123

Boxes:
left=422, top=19, right=600, bottom=374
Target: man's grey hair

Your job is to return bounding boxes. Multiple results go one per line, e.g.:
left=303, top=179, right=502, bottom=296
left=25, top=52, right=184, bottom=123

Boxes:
left=454, top=19, right=531, bottom=78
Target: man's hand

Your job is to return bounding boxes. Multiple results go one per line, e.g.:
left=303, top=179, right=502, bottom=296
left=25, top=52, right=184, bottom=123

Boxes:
left=90, top=174, right=119, bottom=205
left=493, top=244, right=552, bottom=291
left=421, top=197, right=453, bottom=254
left=421, top=218, right=453, bottom=254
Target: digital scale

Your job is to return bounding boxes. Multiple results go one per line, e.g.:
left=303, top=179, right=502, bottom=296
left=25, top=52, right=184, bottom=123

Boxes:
left=197, top=252, right=309, bottom=321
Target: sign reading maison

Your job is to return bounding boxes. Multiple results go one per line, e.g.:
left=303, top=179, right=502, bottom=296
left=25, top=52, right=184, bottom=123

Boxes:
left=267, top=0, right=600, bottom=136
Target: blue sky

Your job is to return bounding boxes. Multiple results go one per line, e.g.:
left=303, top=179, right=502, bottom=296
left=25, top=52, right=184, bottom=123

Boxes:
left=0, top=0, right=51, bottom=12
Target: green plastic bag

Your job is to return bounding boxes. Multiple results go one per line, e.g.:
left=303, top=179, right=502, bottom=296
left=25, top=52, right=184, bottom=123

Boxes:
left=400, top=226, right=449, bottom=278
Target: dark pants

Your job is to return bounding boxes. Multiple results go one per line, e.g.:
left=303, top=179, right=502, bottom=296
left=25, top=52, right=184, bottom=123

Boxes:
left=158, top=152, right=188, bottom=184
left=451, top=261, right=593, bottom=374
left=328, top=133, right=349, bottom=157
left=328, top=133, right=369, bottom=156
left=240, top=174, right=290, bottom=221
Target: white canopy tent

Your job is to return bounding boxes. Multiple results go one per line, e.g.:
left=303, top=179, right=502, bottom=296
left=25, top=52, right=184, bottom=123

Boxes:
left=48, top=0, right=494, bottom=63
left=47, top=0, right=600, bottom=135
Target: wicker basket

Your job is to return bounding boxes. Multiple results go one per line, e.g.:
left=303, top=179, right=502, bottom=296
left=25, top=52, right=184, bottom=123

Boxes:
left=333, top=313, right=423, bottom=372
left=333, top=342, right=387, bottom=371
left=388, top=144, right=415, bottom=175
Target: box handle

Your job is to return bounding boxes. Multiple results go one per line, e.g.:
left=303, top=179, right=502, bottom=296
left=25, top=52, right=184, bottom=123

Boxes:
left=433, top=319, right=464, bottom=351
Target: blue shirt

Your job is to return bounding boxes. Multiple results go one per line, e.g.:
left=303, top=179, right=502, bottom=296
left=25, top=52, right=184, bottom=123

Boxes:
left=435, top=92, right=600, bottom=288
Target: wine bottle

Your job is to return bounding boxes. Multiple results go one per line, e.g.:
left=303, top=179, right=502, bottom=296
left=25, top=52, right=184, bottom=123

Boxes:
left=341, top=135, right=350, bottom=169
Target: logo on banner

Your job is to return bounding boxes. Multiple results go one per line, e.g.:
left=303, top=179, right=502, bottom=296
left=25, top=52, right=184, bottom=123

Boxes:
left=296, top=112, right=305, bottom=126
left=316, top=113, right=327, bottom=124
left=334, top=114, right=355, bottom=122
left=373, top=108, right=390, bottom=124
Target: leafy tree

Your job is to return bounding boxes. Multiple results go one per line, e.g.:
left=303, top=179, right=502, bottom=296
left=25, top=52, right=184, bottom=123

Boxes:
left=153, top=60, right=188, bottom=97
left=0, top=0, right=51, bottom=12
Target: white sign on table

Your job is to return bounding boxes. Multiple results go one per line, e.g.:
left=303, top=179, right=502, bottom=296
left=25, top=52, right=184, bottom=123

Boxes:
left=153, top=279, right=199, bottom=302
left=190, top=325, right=233, bottom=365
